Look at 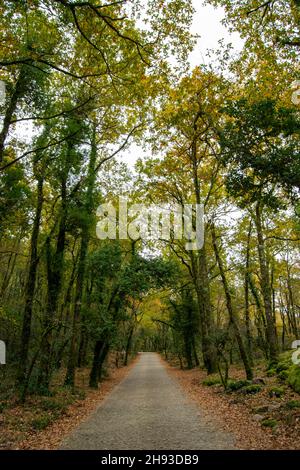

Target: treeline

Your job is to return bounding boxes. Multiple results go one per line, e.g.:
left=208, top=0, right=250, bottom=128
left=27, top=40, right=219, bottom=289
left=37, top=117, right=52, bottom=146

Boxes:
left=135, top=81, right=300, bottom=382
left=133, top=0, right=300, bottom=382
left=0, top=0, right=300, bottom=405
left=0, top=0, right=193, bottom=401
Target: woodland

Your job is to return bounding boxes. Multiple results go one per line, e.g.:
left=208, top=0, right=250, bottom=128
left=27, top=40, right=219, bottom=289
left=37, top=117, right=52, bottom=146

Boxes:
left=0, top=0, right=300, bottom=447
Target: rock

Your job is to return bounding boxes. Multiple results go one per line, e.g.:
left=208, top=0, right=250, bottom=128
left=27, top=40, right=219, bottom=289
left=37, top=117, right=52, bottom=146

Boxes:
left=253, top=405, right=269, bottom=414
left=229, top=399, right=242, bottom=405
left=268, top=404, right=282, bottom=412
left=253, top=414, right=264, bottom=422
left=252, top=377, right=266, bottom=385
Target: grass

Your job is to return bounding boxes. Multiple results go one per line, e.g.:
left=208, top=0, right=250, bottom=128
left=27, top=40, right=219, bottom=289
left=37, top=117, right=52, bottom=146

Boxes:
left=227, top=380, right=251, bottom=391
left=286, top=400, right=300, bottom=410
left=261, top=418, right=278, bottom=429
left=241, top=384, right=262, bottom=395
left=202, top=376, right=221, bottom=386
left=269, top=386, right=285, bottom=398
left=31, top=414, right=53, bottom=431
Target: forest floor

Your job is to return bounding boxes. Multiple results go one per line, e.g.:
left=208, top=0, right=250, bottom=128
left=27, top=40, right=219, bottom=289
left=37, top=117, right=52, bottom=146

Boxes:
left=166, top=358, right=300, bottom=450
left=2, top=353, right=300, bottom=450
left=0, top=357, right=136, bottom=450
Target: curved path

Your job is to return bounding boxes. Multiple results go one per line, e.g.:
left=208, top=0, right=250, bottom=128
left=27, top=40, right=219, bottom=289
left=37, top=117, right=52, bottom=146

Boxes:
left=61, top=353, right=235, bottom=450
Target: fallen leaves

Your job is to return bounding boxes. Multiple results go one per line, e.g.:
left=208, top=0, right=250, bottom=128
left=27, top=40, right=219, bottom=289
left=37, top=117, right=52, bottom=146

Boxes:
left=165, top=360, right=300, bottom=450
left=0, top=358, right=136, bottom=450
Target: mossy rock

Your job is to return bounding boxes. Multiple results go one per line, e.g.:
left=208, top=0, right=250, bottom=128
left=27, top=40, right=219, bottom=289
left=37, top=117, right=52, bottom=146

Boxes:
left=269, top=386, right=285, bottom=398
left=227, top=380, right=251, bottom=391
left=261, top=418, right=278, bottom=429
left=202, top=376, right=221, bottom=386
left=288, top=365, right=300, bottom=394
left=241, top=384, right=262, bottom=395
left=286, top=400, right=300, bottom=410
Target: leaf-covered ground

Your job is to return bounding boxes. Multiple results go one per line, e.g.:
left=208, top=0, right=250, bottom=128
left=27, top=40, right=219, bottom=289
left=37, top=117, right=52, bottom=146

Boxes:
left=0, top=359, right=136, bottom=450
left=166, top=359, right=300, bottom=450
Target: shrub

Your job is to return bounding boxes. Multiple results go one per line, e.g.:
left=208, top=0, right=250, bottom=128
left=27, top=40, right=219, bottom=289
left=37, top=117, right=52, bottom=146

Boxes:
left=75, top=389, right=86, bottom=400
left=202, top=377, right=221, bottom=386
left=0, top=402, right=7, bottom=413
left=269, top=386, right=285, bottom=398
left=241, top=384, right=262, bottom=395
left=286, top=400, right=300, bottom=410
left=31, top=414, right=52, bottom=430
left=227, top=380, right=251, bottom=391
left=266, top=369, right=276, bottom=377
left=40, top=399, right=66, bottom=412
left=288, top=365, right=300, bottom=394
left=276, top=361, right=290, bottom=373
left=278, top=370, right=289, bottom=381
left=262, top=418, right=278, bottom=429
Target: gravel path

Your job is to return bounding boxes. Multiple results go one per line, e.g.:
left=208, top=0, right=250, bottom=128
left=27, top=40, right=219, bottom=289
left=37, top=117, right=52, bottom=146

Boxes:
left=60, top=353, right=235, bottom=450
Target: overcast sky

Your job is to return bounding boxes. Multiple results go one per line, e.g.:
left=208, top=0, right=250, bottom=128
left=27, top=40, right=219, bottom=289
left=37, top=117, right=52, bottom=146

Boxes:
left=189, top=0, right=242, bottom=67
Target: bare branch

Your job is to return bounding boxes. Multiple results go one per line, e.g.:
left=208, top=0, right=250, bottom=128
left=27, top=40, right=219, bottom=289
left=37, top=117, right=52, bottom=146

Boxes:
left=0, top=130, right=80, bottom=171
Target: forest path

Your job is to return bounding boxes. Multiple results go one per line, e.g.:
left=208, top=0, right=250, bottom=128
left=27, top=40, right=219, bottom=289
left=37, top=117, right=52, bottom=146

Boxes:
left=60, top=353, right=235, bottom=450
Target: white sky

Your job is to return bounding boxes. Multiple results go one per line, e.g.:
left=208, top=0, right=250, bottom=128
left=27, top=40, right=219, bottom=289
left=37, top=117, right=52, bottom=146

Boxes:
left=189, top=0, right=243, bottom=67
left=119, top=0, right=243, bottom=167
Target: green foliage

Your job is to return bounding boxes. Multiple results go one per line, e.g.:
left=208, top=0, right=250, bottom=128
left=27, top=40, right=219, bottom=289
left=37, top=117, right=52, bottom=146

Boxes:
left=276, top=361, right=291, bottom=373
left=261, top=418, right=278, bottom=429
left=286, top=400, right=300, bottom=410
left=220, top=99, right=300, bottom=205
left=40, top=398, right=67, bottom=412
left=227, top=380, right=251, bottom=391
left=75, top=389, right=86, bottom=400
left=288, top=365, right=300, bottom=394
left=120, top=255, right=176, bottom=298
left=269, top=386, right=285, bottom=398
left=0, top=402, right=7, bottom=413
left=241, top=384, right=262, bottom=395
left=278, top=370, right=289, bottom=381
left=31, top=414, right=52, bottom=430
left=202, top=376, right=221, bottom=386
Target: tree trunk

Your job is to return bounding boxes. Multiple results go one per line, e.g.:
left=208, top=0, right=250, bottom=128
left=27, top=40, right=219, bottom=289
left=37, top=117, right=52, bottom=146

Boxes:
left=190, top=131, right=217, bottom=374
left=38, top=159, right=69, bottom=391
left=254, top=203, right=278, bottom=364
left=211, top=223, right=253, bottom=380
left=0, top=65, right=28, bottom=162
left=89, top=340, right=105, bottom=388
left=17, top=174, right=44, bottom=386
left=124, top=326, right=134, bottom=366
left=65, top=125, right=97, bottom=387
left=244, top=221, right=254, bottom=365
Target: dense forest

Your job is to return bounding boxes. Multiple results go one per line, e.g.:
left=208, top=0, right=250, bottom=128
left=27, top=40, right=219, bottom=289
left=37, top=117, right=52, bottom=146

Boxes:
left=0, top=0, right=300, bottom=445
